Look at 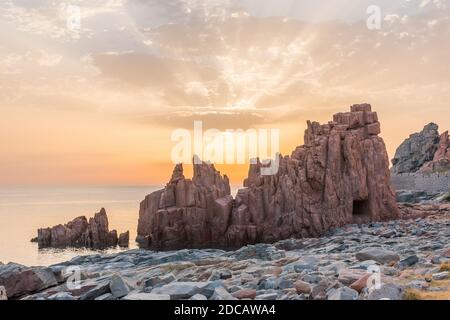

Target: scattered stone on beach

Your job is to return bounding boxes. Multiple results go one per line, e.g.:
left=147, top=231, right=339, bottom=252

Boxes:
left=151, top=282, right=208, bottom=300
left=327, top=287, right=359, bottom=300
left=349, top=274, right=371, bottom=293
left=35, top=208, right=129, bottom=249
left=109, top=274, right=132, bottom=298
left=3, top=203, right=450, bottom=300
left=355, top=247, right=400, bottom=265
left=232, top=289, right=257, bottom=300
left=294, top=280, right=312, bottom=294
left=432, top=272, right=449, bottom=281
left=368, top=284, right=403, bottom=300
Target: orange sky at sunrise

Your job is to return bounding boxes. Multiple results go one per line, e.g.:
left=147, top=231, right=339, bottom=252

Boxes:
left=1, top=0, right=450, bottom=187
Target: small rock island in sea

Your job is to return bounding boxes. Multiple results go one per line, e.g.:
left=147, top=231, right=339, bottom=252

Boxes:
left=31, top=208, right=129, bottom=249
left=1, top=103, right=449, bottom=301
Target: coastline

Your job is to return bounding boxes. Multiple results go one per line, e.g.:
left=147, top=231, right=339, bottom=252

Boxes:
left=2, top=209, right=449, bottom=301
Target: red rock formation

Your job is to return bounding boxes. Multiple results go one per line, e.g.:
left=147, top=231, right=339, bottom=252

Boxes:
left=137, top=104, right=399, bottom=250
left=36, top=208, right=128, bottom=249
left=136, top=160, right=232, bottom=249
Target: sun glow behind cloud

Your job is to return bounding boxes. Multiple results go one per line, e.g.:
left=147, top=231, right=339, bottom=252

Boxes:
left=1, top=0, right=450, bottom=186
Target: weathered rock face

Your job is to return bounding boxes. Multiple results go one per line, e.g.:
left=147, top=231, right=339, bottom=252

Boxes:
left=137, top=104, right=399, bottom=250
left=391, top=123, right=440, bottom=174
left=118, top=231, right=130, bottom=247
left=0, top=263, right=57, bottom=299
left=36, top=208, right=128, bottom=249
left=418, top=130, right=450, bottom=173
left=230, top=104, right=399, bottom=245
left=136, top=161, right=232, bottom=249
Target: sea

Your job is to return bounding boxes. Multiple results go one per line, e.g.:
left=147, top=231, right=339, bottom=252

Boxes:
left=0, top=185, right=241, bottom=267
left=0, top=186, right=158, bottom=266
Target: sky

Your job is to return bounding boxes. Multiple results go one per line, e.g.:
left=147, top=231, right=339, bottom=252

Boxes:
left=1, top=0, right=450, bottom=186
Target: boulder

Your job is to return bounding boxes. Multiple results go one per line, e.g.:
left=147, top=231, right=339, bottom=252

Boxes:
left=137, top=104, right=399, bottom=250
left=232, top=289, right=256, bottom=300
left=327, top=287, right=359, bottom=300
left=294, top=280, right=312, bottom=294
left=151, top=282, right=209, bottom=300
left=35, top=208, right=128, bottom=249
left=0, top=263, right=58, bottom=299
left=368, top=284, right=403, bottom=300
left=109, top=274, right=131, bottom=298
left=432, top=272, right=449, bottom=281
left=211, top=287, right=237, bottom=300
left=338, top=269, right=368, bottom=286
left=355, top=248, right=400, bottom=265
left=391, top=123, right=440, bottom=174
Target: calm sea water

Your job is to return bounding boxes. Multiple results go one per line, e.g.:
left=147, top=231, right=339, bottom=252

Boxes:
left=0, top=186, right=160, bottom=266
left=0, top=185, right=241, bottom=267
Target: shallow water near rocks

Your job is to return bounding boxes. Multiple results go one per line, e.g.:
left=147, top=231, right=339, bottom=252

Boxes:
left=0, top=186, right=154, bottom=266
left=0, top=185, right=242, bottom=266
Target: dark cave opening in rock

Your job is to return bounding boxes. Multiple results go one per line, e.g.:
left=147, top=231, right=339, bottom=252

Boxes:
left=352, top=199, right=371, bottom=223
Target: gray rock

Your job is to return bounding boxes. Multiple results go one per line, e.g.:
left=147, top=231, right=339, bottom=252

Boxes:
left=255, top=293, right=278, bottom=300
left=233, top=244, right=286, bottom=261
left=400, top=255, right=419, bottom=267
left=257, top=277, right=276, bottom=290
left=311, top=280, right=330, bottom=300
left=198, top=281, right=225, bottom=298
left=151, top=282, right=208, bottom=299
left=275, top=277, right=294, bottom=289
left=406, top=280, right=429, bottom=290
left=356, top=248, right=400, bottom=265
left=208, top=269, right=232, bottom=281
left=327, top=287, right=359, bottom=300
left=293, top=256, right=319, bottom=272
left=122, top=292, right=170, bottom=300
left=189, top=294, right=208, bottom=300
left=391, top=123, right=440, bottom=174
left=368, top=284, right=403, bottom=300
left=48, top=292, right=76, bottom=300
left=145, top=273, right=176, bottom=288
left=432, top=271, right=449, bottom=281
left=211, top=287, right=237, bottom=300
left=109, top=274, right=131, bottom=298
left=301, top=273, right=323, bottom=284
left=80, top=282, right=110, bottom=300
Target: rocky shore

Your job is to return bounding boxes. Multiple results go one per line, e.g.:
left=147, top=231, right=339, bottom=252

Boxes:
left=1, top=205, right=449, bottom=301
